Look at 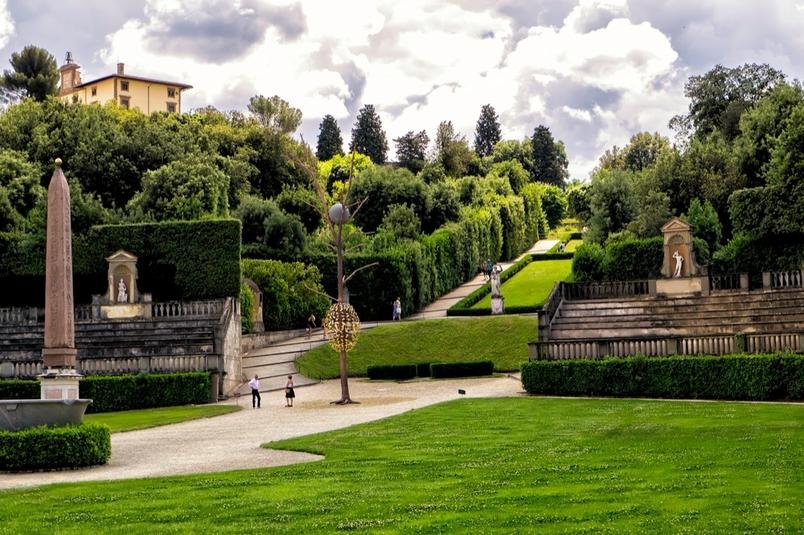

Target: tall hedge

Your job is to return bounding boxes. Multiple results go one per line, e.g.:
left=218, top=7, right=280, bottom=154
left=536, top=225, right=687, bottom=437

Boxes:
left=729, top=185, right=804, bottom=237
left=80, top=372, right=212, bottom=413
left=242, top=259, right=330, bottom=330
left=521, top=353, right=803, bottom=401
left=0, top=379, right=39, bottom=399
left=0, top=219, right=242, bottom=305
left=572, top=237, right=663, bottom=281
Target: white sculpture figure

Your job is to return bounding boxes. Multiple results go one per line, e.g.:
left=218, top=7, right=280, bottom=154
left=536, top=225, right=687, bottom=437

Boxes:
left=490, top=265, right=502, bottom=297
left=117, top=278, right=128, bottom=303
left=672, top=250, right=684, bottom=278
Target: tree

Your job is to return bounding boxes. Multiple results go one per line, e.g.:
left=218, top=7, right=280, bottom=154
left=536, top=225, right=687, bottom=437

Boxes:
left=620, top=132, right=672, bottom=172
left=235, top=195, right=307, bottom=260
left=566, top=184, right=591, bottom=223
left=487, top=159, right=529, bottom=193
left=535, top=183, right=568, bottom=229
left=531, top=125, right=568, bottom=187
left=347, top=166, right=430, bottom=233
left=247, top=95, right=302, bottom=134
left=490, top=138, right=533, bottom=173
left=1, top=45, right=59, bottom=101
left=473, top=104, right=502, bottom=157
left=434, top=121, right=472, bottom=177
left=316, top=114, right=343, bottom=161
left=379, top=203, right=421, bottom=240
left=627, top=171, right=671, bottom=238
left=684, top=198, right=722, bottom=252
left=394, top=130, right=429, bottom=173
left=669, top=63, right=785, bottom=141
left=350, top=104, right=388, bottom=164
left=586, top=168, right=636, bottom=243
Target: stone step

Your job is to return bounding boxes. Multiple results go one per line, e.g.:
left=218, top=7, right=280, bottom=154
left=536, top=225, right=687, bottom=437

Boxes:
left=242, top=360, right=297, bottom=375
left=560, top=294, right=804, bottom=312
left=549, top=322, right=803, bottom=340
left=557, top=302, right=804, bottom=318
left=554, top=308, right=804, bottom=325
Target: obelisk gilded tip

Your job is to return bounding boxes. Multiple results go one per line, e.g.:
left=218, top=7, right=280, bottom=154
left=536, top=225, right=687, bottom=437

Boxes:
left=54, top=157, right=62, bottom=167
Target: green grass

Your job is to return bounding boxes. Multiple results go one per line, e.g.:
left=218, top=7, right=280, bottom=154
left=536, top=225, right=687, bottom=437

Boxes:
left=564, top=239, right=582, bottom=252
left=298, top=316, right=535, bottom=379
left=1, top=398, right=800, bottom=533
left=547, top=218, right=580, bottom=240
left=472, top=259, right=572, bottom=309
left=84, top=405, right=240, bottom=433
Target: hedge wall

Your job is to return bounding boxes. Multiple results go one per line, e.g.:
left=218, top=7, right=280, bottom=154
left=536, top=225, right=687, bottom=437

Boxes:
left=571, top=237, right=663, bottom=282
left=367, top=364, right=417, bottom=381
left=729, top=185, right=804, bottom=237
left=712, top=232, right=804, bottom=273
left=521, top=353, right=803, bottom=401
left=0, top=424, right=111, bottom=471
left=431, top=360, right=495, bottom=378
left=80, top=372, right=212, bottom=413
left=0, top=219, right=242, bottom=305
left=0, top=379, right=39, bottom=399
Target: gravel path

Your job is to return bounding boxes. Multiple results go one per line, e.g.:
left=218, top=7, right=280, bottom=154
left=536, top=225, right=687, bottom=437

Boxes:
left=1, top=375, right=524, bottom=490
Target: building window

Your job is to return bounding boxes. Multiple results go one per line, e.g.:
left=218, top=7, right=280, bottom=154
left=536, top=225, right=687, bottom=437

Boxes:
left=120, top=80, right=129, bottom=92
left=120, top=96, right=130, bottom=109
left=166, top=102, right=177, bottom=113
left=91, top=86, right=97, bottom=97
left=167, top=87, right=176, bottom=98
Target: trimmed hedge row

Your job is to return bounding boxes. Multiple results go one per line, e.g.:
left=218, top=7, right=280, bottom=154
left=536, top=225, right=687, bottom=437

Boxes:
left=0, top=219, right=242, bottom=305
left=0, top=379, right=38, bottom=399
left=521, top=354, right=804, bottom=401
left=81, top=372, right=212, bottom=413
left=367, top=364, right=417, bottom=381
left=0, top=424, right=111, bottom=471
left=431, top=360, right=495, bottom=379
left=572, top=237, right=663, bottom=282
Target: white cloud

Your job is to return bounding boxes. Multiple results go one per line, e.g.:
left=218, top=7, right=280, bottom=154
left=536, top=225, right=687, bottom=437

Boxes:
left=0, top=0, right=14, bottom=50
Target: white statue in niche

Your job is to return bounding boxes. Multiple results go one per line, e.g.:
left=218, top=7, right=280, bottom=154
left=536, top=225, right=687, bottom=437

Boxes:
left=672, top=250, right=684, bottom=278
left=117, top=278, right=128, bottom=303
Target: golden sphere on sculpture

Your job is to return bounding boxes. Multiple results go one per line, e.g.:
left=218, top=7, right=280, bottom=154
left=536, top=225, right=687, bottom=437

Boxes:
left=323, top=302, right=361, bottom=352
left=54, top=158, right=62, bottom=167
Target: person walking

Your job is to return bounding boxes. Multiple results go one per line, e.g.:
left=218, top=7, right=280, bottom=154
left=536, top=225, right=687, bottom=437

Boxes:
left=306, top=313, right=316, bottom=338
left=248, top=374, right=261, bottom=409
left=285, top=375, right=295, bottom=407
left=392, top=297, right=402, bottom=321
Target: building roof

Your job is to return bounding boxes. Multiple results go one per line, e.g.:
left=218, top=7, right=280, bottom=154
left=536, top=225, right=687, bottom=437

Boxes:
left=73, top=73, right=193, bottom=90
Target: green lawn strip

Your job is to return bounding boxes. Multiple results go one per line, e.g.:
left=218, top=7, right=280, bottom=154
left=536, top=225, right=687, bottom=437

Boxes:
left=84, top=405, right=240, bottom=433
left=565, top=239, right=582, bottom=252
left=298, top=316, right=535, bottom=379
left=547, top=218, right=580, bottom=240
left=472, top=259, right=572, bottom=309
left=0, top=398, right=800, bottom=534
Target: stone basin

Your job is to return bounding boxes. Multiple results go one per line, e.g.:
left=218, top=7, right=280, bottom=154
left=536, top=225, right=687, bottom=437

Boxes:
left=0, top=399, right=92, bottom=431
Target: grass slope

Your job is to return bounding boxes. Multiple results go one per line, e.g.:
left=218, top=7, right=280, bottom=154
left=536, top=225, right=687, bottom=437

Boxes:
left=472, top=259, right=572, bottom=309
left=1, top=398, right=800, bottom=533
left=298, top=316, right=536, bottom=379
left=85, top=405, right=240, bottom=433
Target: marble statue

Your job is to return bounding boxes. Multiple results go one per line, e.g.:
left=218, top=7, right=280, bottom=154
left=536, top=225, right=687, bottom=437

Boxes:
left=117, top=279, right=128, bottom=303
left=672, top=250, right=683, bottom=278
left=490, top=265, right=502, bottom=297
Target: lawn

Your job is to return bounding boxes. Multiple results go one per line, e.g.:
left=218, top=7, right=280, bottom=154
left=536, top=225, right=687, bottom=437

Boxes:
left=564, top=239, right=582, bottom=252
left=473, top=259, right=572, bottom=309
left=297, top=316, right=536, bottom=379
left=85, top=405, right=240, bottom=433
left=1, top=398, right=800, bottom=533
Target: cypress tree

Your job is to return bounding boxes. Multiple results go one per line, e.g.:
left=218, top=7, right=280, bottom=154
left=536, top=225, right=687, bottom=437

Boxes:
left=316, top=114, right=344, bottom=161
left=473, top=104, right=502, bottom=157
left=531, top=125, right=568, bottom=187
left=349, top=104, right=388, bottom=164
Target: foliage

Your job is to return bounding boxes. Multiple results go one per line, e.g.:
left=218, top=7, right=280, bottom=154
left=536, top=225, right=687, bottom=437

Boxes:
left=530, top=125, right=568, bottom=187
left=489, top=138, right=533, bottom=173
left=318, top=152, right=373, bottom=193
left=534, top=183, right=567, bottom=230
left=711, top=232, right=804, bottom=273
left=571, top=243, right=606, bottom=282
left=586, top=168, right=636, bottom=243
left=350, top=104, right=388, bottom=164
left=767, top=102, right=804, bottom=188
left=0, top=379, right=39, bottom=399
left=275, top=185, right=321, bottom=234
left=616, top=132, right=672, bottom=172
left=627, top=170, right=670, bottom=238
left=1, top=45, right=59, bottom=101
left=729, top=185, right=804, bottom=238
left=298, top=316, right=535, bottom=378
left=315, top=114, right=343, bottom=161
left=684, top=198, right=722, bottom=252
left=602, top=237, right=663, bottom=280
left=347, top=166, right=430, bottom=233
left=247, top=94, right=302, bottom=134
left=430, top=360, right=494, bottom=378
left=424, top=180, right=461, bottom=232
left=487, top=159, right=528, bottom=193
left=366, top=364, right=417, bottom=381
left=240, top=281, right=255, bottom=333
left=522, top=353, right=804, bottom=401
left=127, top=157, right=229, bottom=221
left=519, top=183, right=549, bottom=242
left=566, top=184, right=590, bottom=223
left=0, top=424, right=111, bottom=471
left=236, top=196, right=306, bottom=261
left=241, top=258, right=329, bottom=330
left=434, top=121, right=473, bottom=178
left=473, top=104, right=501, bottom=157
left=394, top=130, right=429, bottom=173
left=81, top=373, right=212, bottom=413
left=380, top=204, right=421, bottom=240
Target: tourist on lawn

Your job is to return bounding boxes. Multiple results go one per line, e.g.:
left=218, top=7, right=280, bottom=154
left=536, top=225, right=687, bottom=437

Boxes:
left=285, top=375, right=295, bottom=407
left=248, top=374, right=261, bottom=409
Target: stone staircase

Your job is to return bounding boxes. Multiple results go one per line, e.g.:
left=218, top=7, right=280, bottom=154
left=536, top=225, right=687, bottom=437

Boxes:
left=237, top=334, right=327, bottom=394
left=548, top=288, right=804, bottom=340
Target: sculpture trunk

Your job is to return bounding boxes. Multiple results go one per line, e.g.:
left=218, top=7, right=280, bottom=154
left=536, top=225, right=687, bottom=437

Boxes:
left=42, top=163, right=77, bottom=369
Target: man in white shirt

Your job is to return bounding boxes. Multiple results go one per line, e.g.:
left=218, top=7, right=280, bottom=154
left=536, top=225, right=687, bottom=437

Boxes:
left=248, top=374, right=261, bottom=408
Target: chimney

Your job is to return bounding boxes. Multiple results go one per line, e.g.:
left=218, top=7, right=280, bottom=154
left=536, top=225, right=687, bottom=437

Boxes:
left=117, top=63, right=124, bottom=75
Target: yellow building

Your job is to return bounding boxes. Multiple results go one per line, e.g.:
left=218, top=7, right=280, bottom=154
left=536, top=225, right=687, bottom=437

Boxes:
left=58, top=53, right=192, bottom=114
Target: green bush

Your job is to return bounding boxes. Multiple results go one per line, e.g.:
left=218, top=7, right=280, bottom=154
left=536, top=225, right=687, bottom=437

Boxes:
left=0, top=423, right=111, bottom=471
left=367, top=364, right=417, bottom=381
left=242, top=259, right=329, bottom=330
left=571, top=243, right=605, bottom=281
left=729, top=185, right=804, bottom=237
left=80, top=372, right=212, bottom=413
left=431, top=360, right=495, bottom=378
left=0, top=379, right=39, bottom=399
left=416, top=362, right=432, bottom=377
left=712, top=232, right=804, bottom=273
left=602, top=237, right=663, bottom=280
left=521, top=353, right=804, bottom=401
left=240, top=281, right=255, bottom=333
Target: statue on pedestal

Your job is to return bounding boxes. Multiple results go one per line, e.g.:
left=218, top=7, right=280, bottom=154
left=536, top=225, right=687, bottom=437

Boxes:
left=672, top=250, right=684, bottom=278
left=117, top=279, right=128, bottom=303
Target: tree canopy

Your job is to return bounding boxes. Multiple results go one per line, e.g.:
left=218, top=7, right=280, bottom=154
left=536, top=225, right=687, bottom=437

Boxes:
left=531, top=125, right=568, bottom=187
left=1, top=45, right=58, bottom=102
left=316, top=114, right=343, bottom=161
left=247, top=95, right=302, bottom=134
left=350, top=104, right=388, bottom=164
left=394, top=130, right=429, bottom=173
left=473, top=104, right=501, bottom=157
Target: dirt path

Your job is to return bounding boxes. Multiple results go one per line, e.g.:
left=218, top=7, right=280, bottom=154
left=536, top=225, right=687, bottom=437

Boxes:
left=1, top=375, right=524, bottom=490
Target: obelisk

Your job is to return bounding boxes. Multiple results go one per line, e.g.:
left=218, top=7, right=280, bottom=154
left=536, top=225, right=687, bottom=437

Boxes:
left=40, top=158, right=80, bottom=400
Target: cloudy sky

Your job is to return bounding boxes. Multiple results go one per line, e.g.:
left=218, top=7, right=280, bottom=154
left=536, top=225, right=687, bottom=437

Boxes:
left=2, top=0, right=804, bottom=178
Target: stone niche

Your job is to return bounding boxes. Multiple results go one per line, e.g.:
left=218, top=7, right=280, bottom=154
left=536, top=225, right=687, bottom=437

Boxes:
left=656, top=217, right=705, bottom=297
left=243, top=278, right=264, bottom=332
left=100, top=250, right=151, bottom=319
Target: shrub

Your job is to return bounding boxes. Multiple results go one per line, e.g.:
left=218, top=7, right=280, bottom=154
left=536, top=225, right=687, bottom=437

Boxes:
left=602, top=237, right=663, bottom=280
left=431, top=360, right=495, bottom=378
left=536, top=183, right=567, bottom=229
left=367, top=364, right=417, bottom=381
left=571, top=243, right=605, bottom=281
left=0, top=379, right=39, bottom=399
left=521, top=353, right=804, bottom=401
left=712, top=232, right=804, bottom=273
left=416, top=362, right=432, bottom=377
left=80, top=372, right=212, bottom=413
left=0, top=424, right=111, bottom=471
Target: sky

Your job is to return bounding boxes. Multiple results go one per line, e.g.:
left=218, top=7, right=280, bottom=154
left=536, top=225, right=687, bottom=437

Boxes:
left=1, top=0, right=804, bottom=179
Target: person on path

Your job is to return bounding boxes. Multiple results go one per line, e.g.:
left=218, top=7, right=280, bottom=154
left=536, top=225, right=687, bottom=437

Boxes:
left=248, top=374, right=261, bottom=409
left=392, top=297, right=402, bottom=321
left=285, top=375, right=295, bottom=407
left=485, top=259, right=493, bottom=280
left=306, top=313, right=316, bottom=338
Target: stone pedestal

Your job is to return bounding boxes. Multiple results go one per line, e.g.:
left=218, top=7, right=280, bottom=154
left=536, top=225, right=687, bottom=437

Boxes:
left=39, top=368, right=82, bottom=400
left=491, top=296, right=505, bottom=315
left=655, top=277, right=704, bottom=297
